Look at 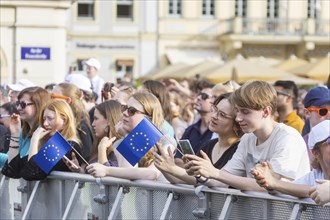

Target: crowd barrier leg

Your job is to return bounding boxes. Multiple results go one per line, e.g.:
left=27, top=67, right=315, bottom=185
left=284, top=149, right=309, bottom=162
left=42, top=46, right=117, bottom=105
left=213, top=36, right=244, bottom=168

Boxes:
left=218, top=195, right=237, bottom=220
left=61, top=181, right=80, bottom=220
left=193, top=185, right=210, bottom=219
left=159, top=192, right=174, bottom=220
left=0, top=175, right=6, bottom=195
left=108, top=186, right=126, bottom=220
left=289, top=203, right=306, bottom=220
left=21, top=181, right=40, bottom=220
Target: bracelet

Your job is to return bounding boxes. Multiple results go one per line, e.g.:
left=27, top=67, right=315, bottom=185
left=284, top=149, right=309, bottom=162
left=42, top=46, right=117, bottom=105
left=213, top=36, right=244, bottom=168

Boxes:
left=9, top=145, right=19, bottom=149
left=195, top=176, right=209, bottom=184
left=10, top=137, right=19, bottom=142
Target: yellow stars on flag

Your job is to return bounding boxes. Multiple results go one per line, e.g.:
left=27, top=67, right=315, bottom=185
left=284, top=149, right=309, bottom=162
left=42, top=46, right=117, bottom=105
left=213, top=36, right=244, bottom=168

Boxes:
left=43, top=144, right=61, bottom=162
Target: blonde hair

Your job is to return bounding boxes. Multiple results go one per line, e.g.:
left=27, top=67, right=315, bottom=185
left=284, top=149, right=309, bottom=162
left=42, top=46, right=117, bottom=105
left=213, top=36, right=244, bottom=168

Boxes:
left=90, top=100, right=123, bottom=161
left=131, top=92, right=164, bottom=167
left=38, top=99, right=80, bottom=150
left=212, top=80, right=240, bottom=97
left=231, top=81, right=277, bottom=115
left=18, top=87, right=50, bottom=138
left=56, top=83, right=91, bottom=129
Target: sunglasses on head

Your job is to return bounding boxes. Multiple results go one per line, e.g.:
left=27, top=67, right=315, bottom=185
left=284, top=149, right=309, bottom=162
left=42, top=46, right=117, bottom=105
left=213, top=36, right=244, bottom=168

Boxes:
left=16, top=101, right=35, bottom=109
left=51, top=93, right=69, bottom=100
left=198, top=92, right=210, bottom=100
left=307, top=107, right=330, bottom=117
left=121, top=105, right=147, bottom=117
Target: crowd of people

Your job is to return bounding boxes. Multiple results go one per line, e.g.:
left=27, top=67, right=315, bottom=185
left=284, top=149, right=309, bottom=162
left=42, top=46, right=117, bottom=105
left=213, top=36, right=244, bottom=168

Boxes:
left=0, top=57, right=329, bottom=207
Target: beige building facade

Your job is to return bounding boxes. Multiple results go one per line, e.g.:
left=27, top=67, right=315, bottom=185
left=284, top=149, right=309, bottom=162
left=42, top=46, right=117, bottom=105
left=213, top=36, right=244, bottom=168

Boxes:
left=0, top=0, right=329, bottom=86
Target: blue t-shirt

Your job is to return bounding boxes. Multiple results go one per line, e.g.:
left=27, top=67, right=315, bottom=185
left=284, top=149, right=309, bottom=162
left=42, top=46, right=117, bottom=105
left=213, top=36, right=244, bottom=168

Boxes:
left=19, top=130, right=31, bottom=158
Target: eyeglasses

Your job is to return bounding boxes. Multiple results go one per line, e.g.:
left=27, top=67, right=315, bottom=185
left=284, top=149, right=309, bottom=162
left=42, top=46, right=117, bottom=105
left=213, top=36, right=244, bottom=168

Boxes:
left=276, top=90, right=291, bottom=97
left=51, top=93, right=69, bottom=101
left=16, top=101, right=35, bottom=109
left=210, top=105, right=233, bottom=119
left=307, top=107, right=330, bottom=117
left=0, top=114, right=11, bottom=119
left=198, top=92, right=210, bottom=100
left=121, top=105, right=147, bottom=117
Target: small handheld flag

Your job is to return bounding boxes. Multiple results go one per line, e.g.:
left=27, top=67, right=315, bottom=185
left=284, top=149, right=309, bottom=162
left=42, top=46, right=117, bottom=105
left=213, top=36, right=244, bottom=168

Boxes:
left=34, top=131, right=72, bottom=174
left=117, top=117, right=163, bottom=166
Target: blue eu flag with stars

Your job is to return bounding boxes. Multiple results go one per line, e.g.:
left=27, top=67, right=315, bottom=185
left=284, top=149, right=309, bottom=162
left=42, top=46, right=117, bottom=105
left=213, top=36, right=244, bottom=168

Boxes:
left=34, top=131, right=72, bottom=174
left=117, top=117, right=163, bottom=166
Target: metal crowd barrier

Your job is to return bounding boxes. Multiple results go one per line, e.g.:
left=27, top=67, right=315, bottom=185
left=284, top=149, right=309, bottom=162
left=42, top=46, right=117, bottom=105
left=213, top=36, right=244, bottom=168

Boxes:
left=0, top=171, right=329, bottom=220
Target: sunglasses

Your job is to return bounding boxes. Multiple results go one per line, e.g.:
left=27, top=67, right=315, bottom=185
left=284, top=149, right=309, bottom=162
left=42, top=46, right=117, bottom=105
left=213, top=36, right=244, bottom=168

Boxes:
left=121, top=105, right=147, bottom=117
left=16, top=101, right=35, bottom=109
left=0, top=114, right=11, bottom=119
left=198, top=92, right=210, bottom=100
left=307, top=107, right=330, bottom=117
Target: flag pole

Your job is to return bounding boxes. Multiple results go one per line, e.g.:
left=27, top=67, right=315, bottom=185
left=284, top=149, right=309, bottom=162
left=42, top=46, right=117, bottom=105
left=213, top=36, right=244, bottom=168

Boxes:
left=71, top=146, right=90, bottom=166
left=160, top=134, right=185, bottom=156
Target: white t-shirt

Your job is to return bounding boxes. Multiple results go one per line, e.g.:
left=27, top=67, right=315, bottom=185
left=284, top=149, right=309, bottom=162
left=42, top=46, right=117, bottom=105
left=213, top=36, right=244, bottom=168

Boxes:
left=293, top=169, right=324, bottom=186
left=224, top=123, right=310, bottom=180
left=91, top=75, right=105, bottom=103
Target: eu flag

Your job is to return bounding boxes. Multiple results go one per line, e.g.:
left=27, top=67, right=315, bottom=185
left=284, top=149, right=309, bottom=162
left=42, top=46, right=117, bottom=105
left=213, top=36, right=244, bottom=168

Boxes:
left=117, top=117, right=163, bottom=166
left=33, top=131, right=72, bottom=174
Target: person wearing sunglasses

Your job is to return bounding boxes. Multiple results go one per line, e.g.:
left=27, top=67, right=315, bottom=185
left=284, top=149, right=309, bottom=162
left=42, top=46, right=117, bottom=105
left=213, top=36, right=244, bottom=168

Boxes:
left=302, top=86, right=330, bottom=167
left=20, top=99, right=84, bottom=181
left=251, top=120, right=330, bottom=205
left=2, top=87, right=50, bottom=178
left=52, top=83, right=94, bottom=162
left=274, top=80, right=304, bottom=134
left=86, top=92, right=175, bottom=181
left=174, top=86, right=215, bottom=167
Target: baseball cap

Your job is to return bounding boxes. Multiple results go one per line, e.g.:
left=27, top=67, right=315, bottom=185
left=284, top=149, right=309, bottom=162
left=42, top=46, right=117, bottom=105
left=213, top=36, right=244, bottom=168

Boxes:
left=308, top=120, right=330, bottom=150
left=82, top=58, right=101, bottom=70
left=7, top=79, right=35, bottom=92
left=65, top=74, right=93, bottom=93
left=304, top=86, right=330, bottom=108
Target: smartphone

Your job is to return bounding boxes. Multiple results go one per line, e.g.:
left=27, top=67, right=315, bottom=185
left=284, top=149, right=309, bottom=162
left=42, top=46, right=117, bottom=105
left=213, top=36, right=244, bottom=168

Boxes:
left=178, top=139, right=195, bottom=155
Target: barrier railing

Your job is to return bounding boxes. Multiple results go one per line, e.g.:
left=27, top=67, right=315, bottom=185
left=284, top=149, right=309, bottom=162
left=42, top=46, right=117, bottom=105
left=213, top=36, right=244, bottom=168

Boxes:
left=0, top=171, right=329, bottom=220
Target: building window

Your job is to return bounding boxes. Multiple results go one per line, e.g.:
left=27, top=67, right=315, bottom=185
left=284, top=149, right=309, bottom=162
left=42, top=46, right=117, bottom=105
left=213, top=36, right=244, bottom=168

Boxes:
left=169, top=0, right=182, bottom=16
left=308, top=0, right=321, bottom=18
left=77, top=0, right=95, bottom=20
left=117, top=0, right=133, bottom=20
left=235, top=0, right=247, bottom=17
left=116, top=59, right=134, bottom=76
left=202, top=0, right=214, bottom=17
left=267, top=0, right=279, bottom=18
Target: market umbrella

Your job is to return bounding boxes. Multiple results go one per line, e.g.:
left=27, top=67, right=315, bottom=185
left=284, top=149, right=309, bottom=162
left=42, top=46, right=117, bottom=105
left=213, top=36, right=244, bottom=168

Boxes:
left=202, top=57, right=320, bottom=85
left=275, top=57, right=309, bottom=71
left=289, top=57, right=330, bottom=81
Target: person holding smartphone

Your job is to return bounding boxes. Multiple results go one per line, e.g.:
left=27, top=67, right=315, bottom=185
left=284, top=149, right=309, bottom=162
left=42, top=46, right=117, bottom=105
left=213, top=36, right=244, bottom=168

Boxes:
left=154, top=93, right=243, bottom=186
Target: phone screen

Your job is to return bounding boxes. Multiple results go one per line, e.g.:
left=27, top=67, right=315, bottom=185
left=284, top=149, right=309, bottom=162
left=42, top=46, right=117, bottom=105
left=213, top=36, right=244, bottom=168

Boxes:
left=178, top=140, right=195, bottom=155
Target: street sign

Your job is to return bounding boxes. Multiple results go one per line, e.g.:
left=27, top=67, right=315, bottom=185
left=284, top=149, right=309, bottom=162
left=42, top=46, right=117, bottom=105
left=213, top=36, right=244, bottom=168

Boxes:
left=21, top=47, right=51, bottom=60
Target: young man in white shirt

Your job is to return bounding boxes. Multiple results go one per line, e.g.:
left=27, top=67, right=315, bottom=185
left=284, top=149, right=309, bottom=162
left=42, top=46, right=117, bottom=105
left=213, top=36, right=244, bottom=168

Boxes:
left=183, top=81, right=310, bottom=191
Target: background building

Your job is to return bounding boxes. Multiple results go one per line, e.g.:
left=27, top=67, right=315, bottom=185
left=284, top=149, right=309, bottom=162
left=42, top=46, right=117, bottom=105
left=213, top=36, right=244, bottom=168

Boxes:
left=1, top=0, right=329, bottom=86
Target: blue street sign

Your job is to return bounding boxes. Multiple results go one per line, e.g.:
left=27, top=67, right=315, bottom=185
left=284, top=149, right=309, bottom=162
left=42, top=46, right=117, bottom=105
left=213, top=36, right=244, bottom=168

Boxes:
left=21, top=47, right=51, bottom=60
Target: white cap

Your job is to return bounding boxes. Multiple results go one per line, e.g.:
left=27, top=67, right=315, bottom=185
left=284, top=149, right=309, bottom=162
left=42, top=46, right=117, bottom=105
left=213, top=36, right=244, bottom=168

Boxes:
left=308, top=120, right=330, bottom=150
left=65, top=74, right=93, bottom=93
left=7, top=79, right=35, bottom=92
left=82, top=58, right=101, bottom=70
